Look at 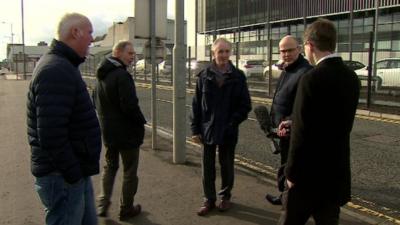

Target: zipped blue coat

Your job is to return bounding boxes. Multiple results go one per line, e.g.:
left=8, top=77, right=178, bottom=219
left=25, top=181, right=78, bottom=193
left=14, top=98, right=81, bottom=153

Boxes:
left=191, top=62, right=252, bottom=145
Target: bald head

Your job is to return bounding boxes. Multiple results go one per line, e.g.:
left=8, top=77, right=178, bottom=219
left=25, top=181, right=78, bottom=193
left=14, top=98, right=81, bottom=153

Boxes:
left=279, top=35, right=299, bottom=47
left=57, top=13, right=90, bottom=41
left=56, top=13, right=93, bottom=57
left=279, top=35, right=301, bottom=65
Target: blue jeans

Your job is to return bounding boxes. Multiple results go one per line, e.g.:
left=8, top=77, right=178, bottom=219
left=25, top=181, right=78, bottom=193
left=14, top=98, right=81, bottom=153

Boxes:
left=34, top=174, right=97, bottom=225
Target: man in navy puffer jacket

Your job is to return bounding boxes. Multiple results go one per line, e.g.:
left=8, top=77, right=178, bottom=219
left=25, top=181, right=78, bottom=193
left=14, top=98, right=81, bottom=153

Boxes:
left=27, top=13, right=101, bottom=225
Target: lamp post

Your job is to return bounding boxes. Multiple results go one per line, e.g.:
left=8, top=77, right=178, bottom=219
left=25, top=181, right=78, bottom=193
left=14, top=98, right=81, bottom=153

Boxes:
left=1, top=22, right=14, bottom=71
left=21, top=0, right=26, bottom=80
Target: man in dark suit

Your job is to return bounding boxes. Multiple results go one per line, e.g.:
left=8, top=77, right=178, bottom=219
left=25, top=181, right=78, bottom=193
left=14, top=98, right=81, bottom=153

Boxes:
left=278, top=18, right=360, bottom=225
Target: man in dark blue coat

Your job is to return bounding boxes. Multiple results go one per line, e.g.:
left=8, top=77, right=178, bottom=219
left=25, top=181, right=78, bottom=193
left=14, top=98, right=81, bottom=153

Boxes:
left=279, top=18, right=360, bottom=225
left=27, top=13, right=101, bottom=225
left=266, top=36, right=312, bottom=205
left=93, top=41, right=146, bottom=221
left=191, top=37, right=252, bottom=216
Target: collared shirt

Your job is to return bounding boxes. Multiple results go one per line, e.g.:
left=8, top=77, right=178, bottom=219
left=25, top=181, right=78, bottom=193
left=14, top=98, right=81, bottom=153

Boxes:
left=316, top=53, right=340, bottom=65
left=210, top=61, right=233, bottom=87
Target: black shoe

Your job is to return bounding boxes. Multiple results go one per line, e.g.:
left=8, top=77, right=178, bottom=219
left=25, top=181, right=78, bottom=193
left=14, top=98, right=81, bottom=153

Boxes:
left=265, top=194, right=282, bottom=205
left=119, top=204, right=141, bottom=221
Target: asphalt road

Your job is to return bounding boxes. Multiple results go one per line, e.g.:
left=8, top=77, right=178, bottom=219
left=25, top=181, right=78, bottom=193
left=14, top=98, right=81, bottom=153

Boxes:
left=134, top=86, right=400, bottom=217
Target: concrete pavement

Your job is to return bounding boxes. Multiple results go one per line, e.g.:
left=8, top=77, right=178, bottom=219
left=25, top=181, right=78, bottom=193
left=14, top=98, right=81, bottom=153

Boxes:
left=0, top=78, right=394, bottom=225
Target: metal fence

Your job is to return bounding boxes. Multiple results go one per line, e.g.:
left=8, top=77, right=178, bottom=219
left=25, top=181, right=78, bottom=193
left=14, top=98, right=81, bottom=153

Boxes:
left=81, top=2, right=400, bottom=115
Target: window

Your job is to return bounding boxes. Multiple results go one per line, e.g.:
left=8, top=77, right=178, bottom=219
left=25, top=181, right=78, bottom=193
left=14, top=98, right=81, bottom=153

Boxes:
left=376, top=60, right=388, bottom=69
left=389, top=60, right=400, bottom=69
left=394, top=12, right=400, bottom=22
left=339, top=19, right=349, bottom=28
left=378, top=24, right=392, bottom=32
left=365, top=17, right=373, bottom=26
left=378, top=41, right=391, bottom=50
left=353, top=26, right=364, bottom=33
left=379, top=14, right=392, bottom=24
left=393, top=40, right=400, bottom=51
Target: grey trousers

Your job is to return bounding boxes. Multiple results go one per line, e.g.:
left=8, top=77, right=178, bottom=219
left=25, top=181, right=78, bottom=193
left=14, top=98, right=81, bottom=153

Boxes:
left=98, top=147, right=140, bottom=211
left=202, top=143, right=236, bottom=203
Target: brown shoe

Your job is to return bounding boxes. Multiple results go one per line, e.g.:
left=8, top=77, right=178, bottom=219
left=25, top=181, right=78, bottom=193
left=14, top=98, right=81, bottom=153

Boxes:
left=218, top=199, right=232, bottom=212
left=197, top=201, right=215, bottom=216
left=119, top=204, right=141, bottom=221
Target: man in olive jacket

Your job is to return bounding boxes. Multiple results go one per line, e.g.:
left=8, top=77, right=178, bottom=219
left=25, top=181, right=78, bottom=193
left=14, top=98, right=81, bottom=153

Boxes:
left=279, top=19, right=360, bottom=225
left=93, top=41, right=146, bottom=221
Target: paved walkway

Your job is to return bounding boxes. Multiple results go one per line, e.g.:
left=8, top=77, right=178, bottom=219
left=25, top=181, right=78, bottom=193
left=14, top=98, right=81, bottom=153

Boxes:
left=0, top=79, right=387, bottom=225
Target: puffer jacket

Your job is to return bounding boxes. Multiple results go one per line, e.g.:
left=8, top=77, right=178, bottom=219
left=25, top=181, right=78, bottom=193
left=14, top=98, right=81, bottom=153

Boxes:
left=27, top=39, right=102, bottom=184
left=93, top=57, right=146, bottom=149
left=191, top=61, right=252, bottom=145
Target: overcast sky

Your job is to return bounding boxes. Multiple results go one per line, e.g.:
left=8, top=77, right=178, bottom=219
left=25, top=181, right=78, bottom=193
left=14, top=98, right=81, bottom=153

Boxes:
left=0, top=0, right=181, bottom=60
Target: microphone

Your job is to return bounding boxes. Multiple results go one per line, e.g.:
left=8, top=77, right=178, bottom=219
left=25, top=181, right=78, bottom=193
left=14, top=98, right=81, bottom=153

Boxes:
left=254, top=105, right=281, bottom=154
left=253, top=106, right=278, bottom=138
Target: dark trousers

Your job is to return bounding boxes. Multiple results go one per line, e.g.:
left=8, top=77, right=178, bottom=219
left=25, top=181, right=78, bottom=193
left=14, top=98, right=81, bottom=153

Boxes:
left=98, top=147, right=140, bottom=211
left=278, top=187, right=340, bottom=225
left=280, top=138, right=290, bottom=165
left=202, top=142, right=236, bottom=203
left=277, top=138, right=290, bottom=192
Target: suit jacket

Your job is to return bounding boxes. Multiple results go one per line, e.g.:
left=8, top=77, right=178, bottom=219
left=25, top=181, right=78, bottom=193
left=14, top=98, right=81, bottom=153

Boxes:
left=285, top=57, right=360, bottom=206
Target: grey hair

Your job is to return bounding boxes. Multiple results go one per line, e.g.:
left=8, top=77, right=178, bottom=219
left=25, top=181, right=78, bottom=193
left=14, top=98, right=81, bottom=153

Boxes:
left=56, top=13, right=88, bottom=40
left=112, top=40, right=133, bottom=55
left=211, top=37, right=232, bottom=52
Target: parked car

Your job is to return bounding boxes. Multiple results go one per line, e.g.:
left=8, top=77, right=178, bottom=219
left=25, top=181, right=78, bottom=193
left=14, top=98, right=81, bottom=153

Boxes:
left=237, top=59, right=265, bottom=80
left=343, top=60, right=365, bottom=71
left=355, top=58, right=400, bottom=88
left=0, top=67, right=7, bottom=75
left=263, top=60, right=284, bottom=81
left=187, top=60, right=212, bottom=77
left=159, top=59, right=172, bottom=75
left=133, top=59, right=150, bottom=74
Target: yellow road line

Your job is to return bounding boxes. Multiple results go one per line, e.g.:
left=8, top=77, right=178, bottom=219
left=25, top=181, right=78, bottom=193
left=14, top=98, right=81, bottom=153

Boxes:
left=356, top=114, right=400, bottom=124
left=347, top=202, right=400, bottom=224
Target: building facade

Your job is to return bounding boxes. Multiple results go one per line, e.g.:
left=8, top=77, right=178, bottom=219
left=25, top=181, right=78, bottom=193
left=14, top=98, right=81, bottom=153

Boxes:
left=196, top=0, right=400, bottom=64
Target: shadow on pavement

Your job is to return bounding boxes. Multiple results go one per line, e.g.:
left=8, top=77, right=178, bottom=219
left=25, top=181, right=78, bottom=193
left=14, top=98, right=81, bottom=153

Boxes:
left=219, top=202, right=279, bottom=225
left=101, top=211, right=162, bottom=225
